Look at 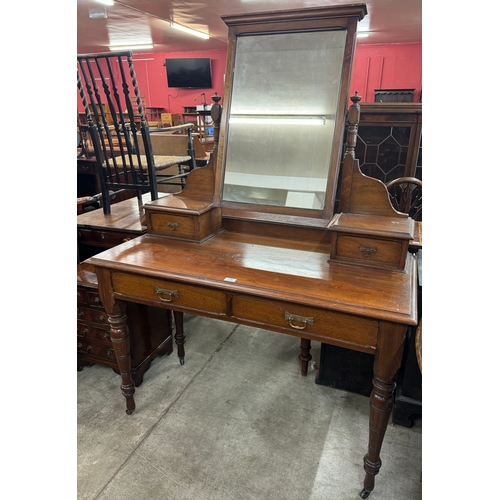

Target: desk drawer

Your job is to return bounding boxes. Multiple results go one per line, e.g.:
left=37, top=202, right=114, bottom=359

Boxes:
left=231, top=295, right=378, bottom=348
left=78, top=228, right=137, bottom=247
left=335, top=235, right=403, bottom=268
left=149, top=212, right=197, bottom=239
left=112, top=272, right=227, bottom=315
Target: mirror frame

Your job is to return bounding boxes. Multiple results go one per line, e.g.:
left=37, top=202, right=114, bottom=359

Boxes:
left=215, top=5, right=367, bottom=225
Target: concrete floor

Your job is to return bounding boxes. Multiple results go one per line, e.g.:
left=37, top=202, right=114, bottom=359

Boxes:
left=77, top=314, right=422, bottom=500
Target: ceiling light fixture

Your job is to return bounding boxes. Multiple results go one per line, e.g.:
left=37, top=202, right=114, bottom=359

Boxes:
left=170, top=22, right=209, bottom=39
left=357, top=31, right=369, bottom=38
left=109, top=43, right=154, bottom=51
left=94, top=0, right=114, bottom=5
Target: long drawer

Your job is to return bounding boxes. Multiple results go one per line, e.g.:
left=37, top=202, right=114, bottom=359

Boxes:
left=78, top=228, right=136, bottom=248
left=112, top=272, right=227, bottom=316
left=230, top=295, right=378, bottom=349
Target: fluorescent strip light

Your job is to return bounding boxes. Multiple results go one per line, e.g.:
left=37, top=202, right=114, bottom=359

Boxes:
left=109, top=43, right=154, bottom=51
left=357, top=32, right=369, bottom=38
left=94, top=0, right=114, bottom=5
left=170, top=22, right=209, bottom=39
left=230, top=116, right=326, bottom=126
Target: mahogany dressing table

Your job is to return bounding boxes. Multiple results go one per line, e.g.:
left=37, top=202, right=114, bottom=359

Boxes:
left=86, top=5, right=418, bottom=497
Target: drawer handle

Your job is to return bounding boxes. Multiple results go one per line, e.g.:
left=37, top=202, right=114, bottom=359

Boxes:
left=106, top=348, right=114, bottom=356
left=81, top=328, right=89, bottom=337
left=78, top=309, right=84, bottom=317
left=104, top=331, right=110, bottom=339
left=77, top=343, right=92, bottom=353
left=155, top=286, right=179, bottom=302
left=284, top=312, right=314, bottom=330
left=99, top=315, right=106, bottom=323
left=359, top=245, right=377, bottom=258
left=166, top=222, right=179, bottom=231
left=94, top=297, right=101, bottom=305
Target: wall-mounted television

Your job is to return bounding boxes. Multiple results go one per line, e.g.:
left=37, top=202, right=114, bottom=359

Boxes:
left=165, top=58, right=212, bottom=89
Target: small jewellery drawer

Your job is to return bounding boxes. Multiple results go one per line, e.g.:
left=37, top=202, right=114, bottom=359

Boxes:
left=334, top=235, right=403, bottom=269
left=77, top=306, right=108, bottom=325
left=231, top=295, right=378, bottom=348
left=77, top=322, right=110, bottom=341
left=86, top=290, right=103, bottom=308
left=77, top=339, right=116, bottom=361
left=77, top=288, right=88, bottom=305
left=112, top=272, right=227, bottom=315
left=148, top=213, right=196, bottom=239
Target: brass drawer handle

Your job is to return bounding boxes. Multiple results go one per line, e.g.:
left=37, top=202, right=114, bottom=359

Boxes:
left=155, top=286, right=179, bottom=302
left=284, top=311, right=314, bottom=330
left=359, top=245, right=377, bottom=258
left=167, top=222, right=179, bottom=231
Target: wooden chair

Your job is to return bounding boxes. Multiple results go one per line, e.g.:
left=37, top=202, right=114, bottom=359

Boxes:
left=386, top=176, right=422, bottom=221
left=77, top=51, right=193, bottom=216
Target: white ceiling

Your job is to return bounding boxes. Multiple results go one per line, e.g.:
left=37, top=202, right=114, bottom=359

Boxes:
left=77, top=0, right=422, bottom=54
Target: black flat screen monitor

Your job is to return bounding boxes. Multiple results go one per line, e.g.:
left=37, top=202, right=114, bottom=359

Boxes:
left=165, top=58, right=212, bottom=88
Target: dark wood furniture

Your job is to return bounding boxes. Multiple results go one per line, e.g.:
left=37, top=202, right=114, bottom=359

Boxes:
left=77, top=194, right=151, bottom=262
left=84, top=5, right=418, bottom=498
left=77, top=51, right=192, bottom=216
left=374, top=88, right=415, bottom=102
left=386, top=176, right=422, bottom=221
left=78, top=194, right=175, bottom=383
left=346, top=102, right=422, bottom=184
left=78, top=262, right=173, bottom=386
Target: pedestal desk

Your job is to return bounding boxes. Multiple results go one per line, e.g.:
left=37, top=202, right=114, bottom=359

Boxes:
left=85, top=5, right=419, bottom=497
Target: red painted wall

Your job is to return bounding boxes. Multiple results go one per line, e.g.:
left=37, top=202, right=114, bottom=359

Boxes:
left=349, top=43, right=422, bottom=103
left=77, top=43, right=421, bottom=115
left=77, top=49, right=227, bottom=115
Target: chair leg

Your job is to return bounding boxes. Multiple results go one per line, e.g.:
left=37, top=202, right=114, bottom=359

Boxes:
left=299, top=338, right=312, bottom=376
left=172, top=311, right=186, bottom=365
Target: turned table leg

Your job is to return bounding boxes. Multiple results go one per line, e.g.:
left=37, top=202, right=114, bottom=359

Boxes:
left=107, top=300, right=136, bottom=415
left=173, top=311, right=186, bottom=365
left=361, top=321, right=407, bottom=498
left=298, top=338, right=312, bottom=376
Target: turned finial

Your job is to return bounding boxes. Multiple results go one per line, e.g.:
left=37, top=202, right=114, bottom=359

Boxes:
left=210, top=92, right=222, bottom=148
left=345, top=91, right=362, bottom=157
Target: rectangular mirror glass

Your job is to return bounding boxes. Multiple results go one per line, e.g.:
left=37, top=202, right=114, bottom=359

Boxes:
left=222, top=30, right=347, bottom=210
